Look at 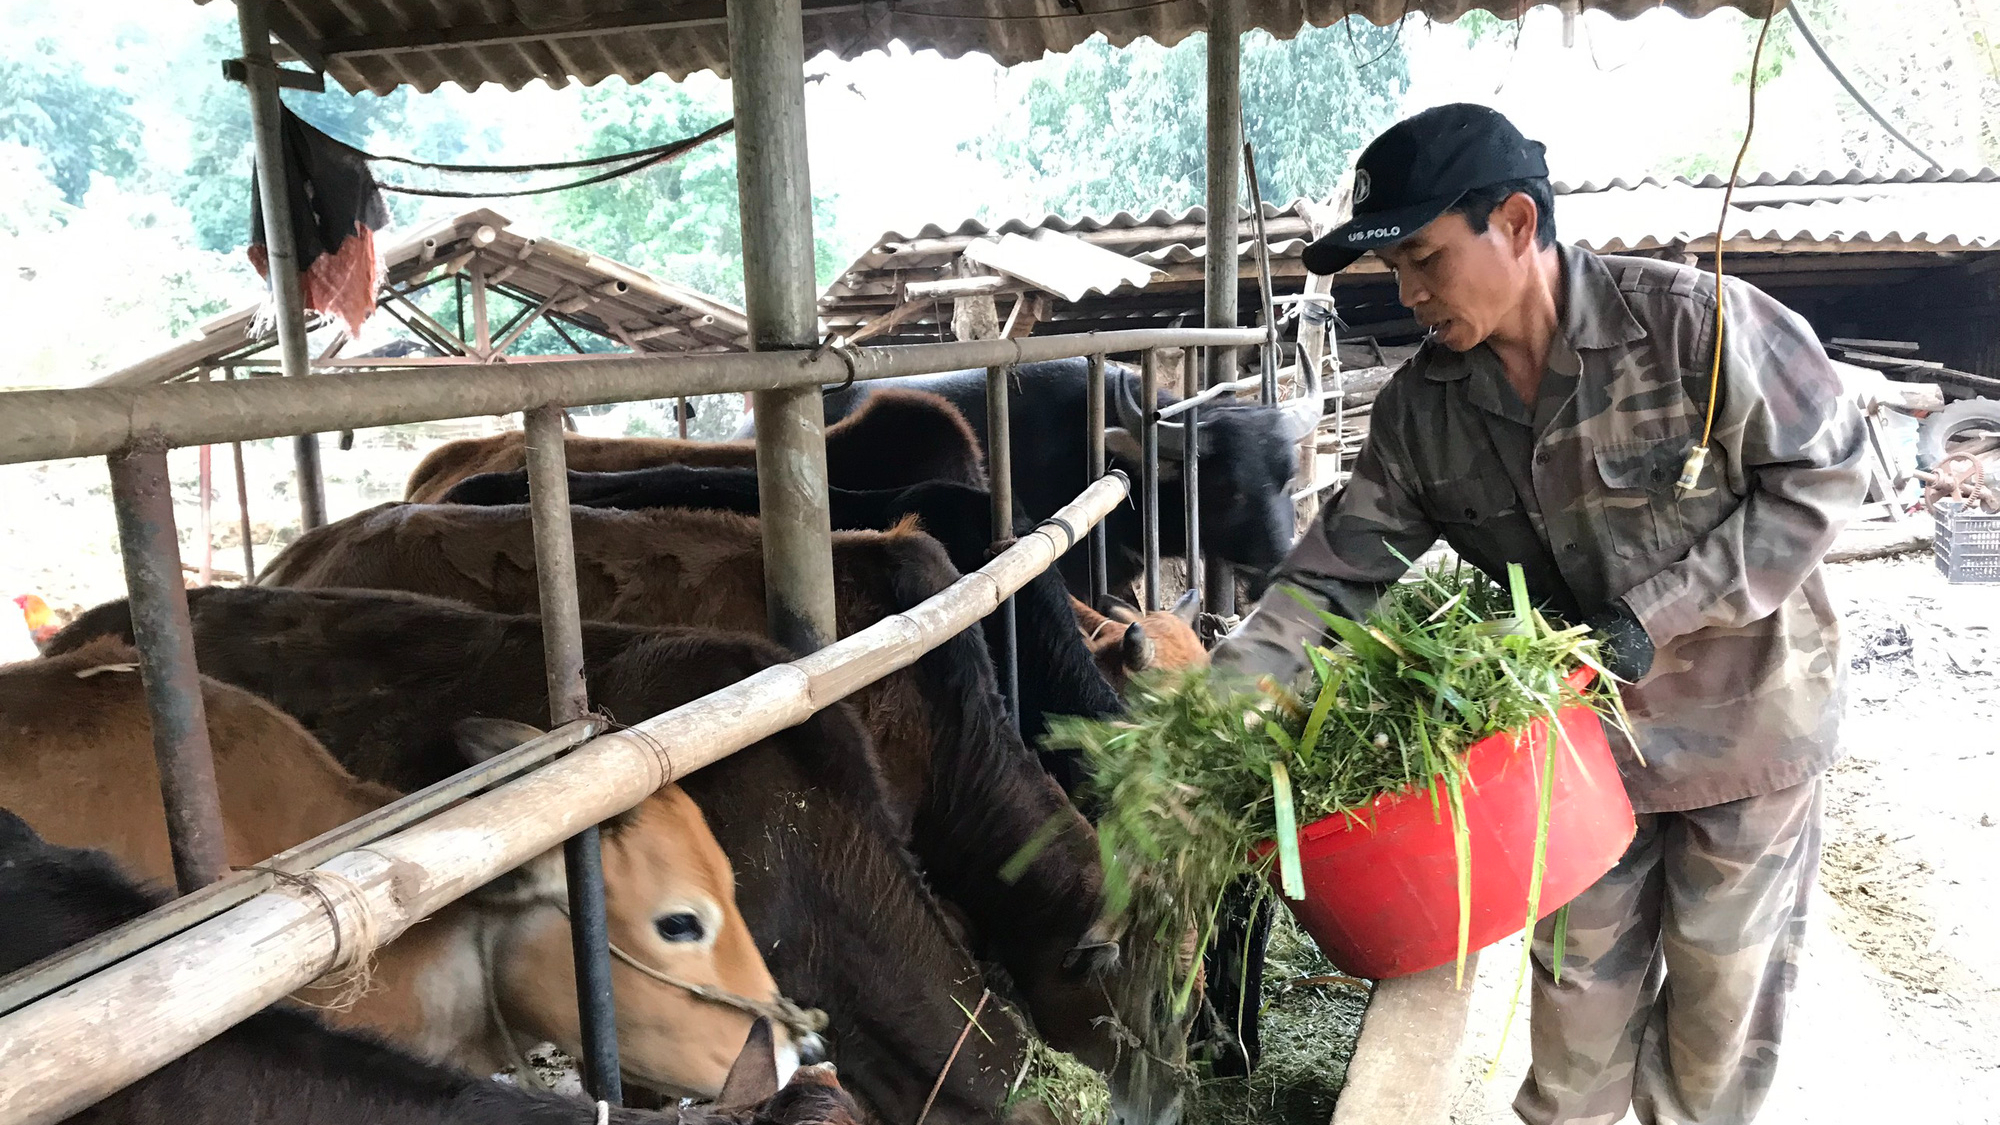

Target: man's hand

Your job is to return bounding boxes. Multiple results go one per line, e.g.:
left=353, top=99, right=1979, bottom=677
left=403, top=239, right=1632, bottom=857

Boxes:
left=1584, top=599, right=1654, bottom=683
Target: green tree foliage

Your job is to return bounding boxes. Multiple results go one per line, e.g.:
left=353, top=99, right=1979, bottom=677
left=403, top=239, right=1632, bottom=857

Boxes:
left=0, top=38, right=140, bottom=204
left=542, top=76, right=850, bottom=306
left=965, top=21, right=1410, bottom=217
left=173, top=25, right=426, bottom=253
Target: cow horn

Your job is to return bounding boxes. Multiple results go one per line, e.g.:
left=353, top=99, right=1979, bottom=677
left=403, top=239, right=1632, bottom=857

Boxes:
left=1170, top=587, right=1200, bottom=625
left=1121, top=621, right=1155, bottom=671
left=1276, top=397, right=1321, bottom=445
left=1112, top=367, right=1193, bottom=460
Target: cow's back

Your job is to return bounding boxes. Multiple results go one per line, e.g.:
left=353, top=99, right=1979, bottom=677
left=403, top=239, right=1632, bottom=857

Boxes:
left=0, top=639, right=392, bottom=881
left=408, top=389, right=984, bottom=503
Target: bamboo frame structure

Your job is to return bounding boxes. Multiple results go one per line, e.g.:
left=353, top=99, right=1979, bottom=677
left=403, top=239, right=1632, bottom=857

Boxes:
left=0, top=473, right=1127, bottom=1125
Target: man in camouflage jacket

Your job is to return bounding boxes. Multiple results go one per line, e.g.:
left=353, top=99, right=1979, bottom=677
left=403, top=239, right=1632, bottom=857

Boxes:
left=1216, top=104, right=1868, bottom=1124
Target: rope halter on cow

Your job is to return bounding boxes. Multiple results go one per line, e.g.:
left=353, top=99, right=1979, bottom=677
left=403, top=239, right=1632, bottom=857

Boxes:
left=553, top=904, right=829, bottom=1040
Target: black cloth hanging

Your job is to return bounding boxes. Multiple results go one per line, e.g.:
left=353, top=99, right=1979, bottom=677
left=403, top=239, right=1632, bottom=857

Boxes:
left=247, top=108, right=389, bottom=337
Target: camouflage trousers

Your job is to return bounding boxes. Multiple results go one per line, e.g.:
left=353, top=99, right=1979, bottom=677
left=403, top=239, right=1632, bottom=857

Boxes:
left=1513, top=776, right=1823, bottom=1125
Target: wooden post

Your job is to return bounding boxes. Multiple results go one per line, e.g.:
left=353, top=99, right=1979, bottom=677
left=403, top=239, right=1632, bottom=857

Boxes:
left=107, top=447, right=228, bottom=894
left=231, top=442, right=255, bottom=580
left=731, top=0, right=838, bottom=655
left=197, top=443, right=213, bottom=585
left=523, top=403, right=623, bottom=1105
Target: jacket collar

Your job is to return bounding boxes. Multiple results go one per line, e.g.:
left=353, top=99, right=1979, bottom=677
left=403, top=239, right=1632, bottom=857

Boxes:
left=1420, top=243, right=1647, bottom=383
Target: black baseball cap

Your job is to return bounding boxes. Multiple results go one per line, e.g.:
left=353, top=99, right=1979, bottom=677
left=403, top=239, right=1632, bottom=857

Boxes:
left=1301, top=103, right=1550, bottom=275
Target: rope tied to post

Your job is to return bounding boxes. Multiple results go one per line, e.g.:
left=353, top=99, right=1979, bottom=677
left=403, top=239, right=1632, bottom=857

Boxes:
left=235, top=864, right=380, bottom=1012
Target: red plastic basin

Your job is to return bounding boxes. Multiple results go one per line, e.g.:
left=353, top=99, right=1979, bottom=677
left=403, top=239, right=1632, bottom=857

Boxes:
left=1263, top=670, right=1635, bottom=980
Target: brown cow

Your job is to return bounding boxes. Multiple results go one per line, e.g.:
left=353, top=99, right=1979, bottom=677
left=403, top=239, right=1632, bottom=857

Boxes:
left=406, top=390, right=985, bottom=503
left=253, top=506, right=1185, bottom=1123
left=0, top=640, right=784, bottom=1100
left=50, top=590, right=1042, bottom=1125
left=1069, top=591, right=1208, bottom=694
left=0, top=808, right=865, bottom=1125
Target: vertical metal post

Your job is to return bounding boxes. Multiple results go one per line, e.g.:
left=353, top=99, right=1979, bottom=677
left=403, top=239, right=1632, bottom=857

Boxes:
left=1182, top=349, right=1204, bottom=611
left=1086, top=353, right=1109, bottom=606
left=1203, top=0, right=1243, bottom=617
left=107, top=448, right=228, bottom=895
left=1141, top=351, right=1162, bottom=612
left=238, top=0, right=322, bottom=532
left=523, top=404, right=622, bottom=1106
left=985, top=365, right=1020, bottom=729
left=732, top=0, right=838, bottom=655
left=1244, top=144, right=1282, bottom=407
left=231, top=442, right=256, bottom=580
left=1204, top=0, right=1243, bottom=391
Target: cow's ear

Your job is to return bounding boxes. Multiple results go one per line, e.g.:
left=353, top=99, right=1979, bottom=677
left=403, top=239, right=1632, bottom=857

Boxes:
left=1100, top=596, right=1141, bottom=623
left=717, top=1018, right=781, bottom=1109
left=1120, top=622, right=1154, bottom=672
left=452, top=717, right=549, bottom=765
left=1170, top=587, right=1201, bottom=625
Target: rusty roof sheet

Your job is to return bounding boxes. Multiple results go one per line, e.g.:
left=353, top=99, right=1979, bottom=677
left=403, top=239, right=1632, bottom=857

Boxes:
left=98, top=209, right=749, bottom=387
left=228, top=0, right=1779, bottom=94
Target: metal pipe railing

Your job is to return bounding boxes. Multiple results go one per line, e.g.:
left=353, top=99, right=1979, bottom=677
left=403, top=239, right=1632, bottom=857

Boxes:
left=524, top=403, right=623, bottom=1104
left=1086, top=353, right=1109, bottom=606
left=106, top=447, right=227, bottom=894
left=0, top=472, right=1128, bottom=1125
left=1181, top=348, right=1204, bottom=613
left=986, top=364, right=1020, bottom=729
left=1140, top=351, right=1162, bottom=612
left=0, top=328, right=1264, bottom=467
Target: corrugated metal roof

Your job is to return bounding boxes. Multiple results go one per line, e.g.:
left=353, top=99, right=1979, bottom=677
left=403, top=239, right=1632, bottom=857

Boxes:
left=1553, top=166, right=2000, bottom=194
left=223, top=0, right=1779, bottom=94
left=99, top=209, right=749, bottom=387
left=818, top=170, right=2000, bottom=340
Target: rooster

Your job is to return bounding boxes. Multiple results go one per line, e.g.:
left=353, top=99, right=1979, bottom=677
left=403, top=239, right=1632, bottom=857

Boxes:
left=13, top=595, right=60, bottom=652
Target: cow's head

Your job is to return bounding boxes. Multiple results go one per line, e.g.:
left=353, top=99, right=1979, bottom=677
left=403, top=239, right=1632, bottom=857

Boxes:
left=454, top=719, right=802, bottom=1100
left=1105, top=374, right=1315, bottom=597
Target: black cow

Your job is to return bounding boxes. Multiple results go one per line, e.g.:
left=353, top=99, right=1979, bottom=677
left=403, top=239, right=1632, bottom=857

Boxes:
left=0, top=809, right=859, bottom=1125
left=440, top=467, right=1123, bottom=769
left=756, top=358, right=1316, bottom=598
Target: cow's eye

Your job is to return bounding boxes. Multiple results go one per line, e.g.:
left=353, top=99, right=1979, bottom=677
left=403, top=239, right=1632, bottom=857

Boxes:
left=655, top=912, right=706, bottom=943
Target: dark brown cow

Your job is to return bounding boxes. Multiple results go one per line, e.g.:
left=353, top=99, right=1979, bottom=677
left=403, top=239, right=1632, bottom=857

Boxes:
left=251, top=505, right=1184, bottom=1122
left=50, top=592, right=1042, bottom=1125
left=0, top=640, right=779, bottom=1100
left=406, top=390, right=985, bottom=503
left=0, top=807, right=865, bottom=1125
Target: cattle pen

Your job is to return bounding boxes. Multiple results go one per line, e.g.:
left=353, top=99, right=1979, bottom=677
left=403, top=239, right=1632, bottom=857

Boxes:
left=0, top=2, right=1782, bottom=1124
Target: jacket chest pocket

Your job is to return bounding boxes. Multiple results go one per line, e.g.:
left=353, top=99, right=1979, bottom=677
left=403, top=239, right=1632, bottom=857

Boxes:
left=1590, top=438, right=1694, bottom=559
left=1423, top=476, right=1517, bottom=528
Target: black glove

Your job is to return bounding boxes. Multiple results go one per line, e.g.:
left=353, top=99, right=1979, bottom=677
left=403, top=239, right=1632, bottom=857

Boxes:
left=1584, top=599, right=1654, bottom=683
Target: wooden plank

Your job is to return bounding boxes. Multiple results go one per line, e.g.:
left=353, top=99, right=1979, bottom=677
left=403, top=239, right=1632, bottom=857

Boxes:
left=1330, top=955, right=1479, bottom=1125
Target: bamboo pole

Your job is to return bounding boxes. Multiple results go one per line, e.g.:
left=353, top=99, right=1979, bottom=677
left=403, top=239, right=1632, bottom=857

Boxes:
left=0, top=473, right=1127, bottom=1125
left=0, top=329, right=1264, bottom=467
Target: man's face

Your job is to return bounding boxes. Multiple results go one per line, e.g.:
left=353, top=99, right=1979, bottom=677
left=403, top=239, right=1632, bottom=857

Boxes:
left=1375, top=195, right=1540, bottom=352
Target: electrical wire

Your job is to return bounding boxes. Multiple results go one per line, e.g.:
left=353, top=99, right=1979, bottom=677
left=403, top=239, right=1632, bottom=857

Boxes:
left=1680, top=8, right=1774, bottom=495
left=370, top=120, right=736, bottom=198
left=1785, top=4, right=1945, bottom=172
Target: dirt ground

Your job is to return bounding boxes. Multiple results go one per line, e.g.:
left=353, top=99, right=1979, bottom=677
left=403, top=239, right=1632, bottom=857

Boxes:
left=1451, top=550, right=2000, bottom=1125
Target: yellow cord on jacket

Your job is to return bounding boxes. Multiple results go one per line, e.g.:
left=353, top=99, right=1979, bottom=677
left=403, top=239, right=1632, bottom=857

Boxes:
left=1680, top=10, right=1778, bottom=496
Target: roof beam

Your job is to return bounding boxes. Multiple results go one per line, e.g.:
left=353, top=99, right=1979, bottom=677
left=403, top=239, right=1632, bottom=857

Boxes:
left=313, top=1, right=865, bottom=59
